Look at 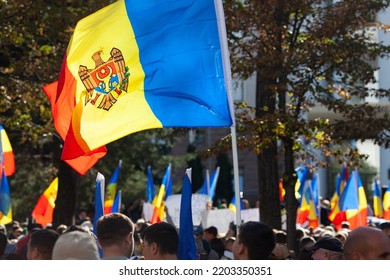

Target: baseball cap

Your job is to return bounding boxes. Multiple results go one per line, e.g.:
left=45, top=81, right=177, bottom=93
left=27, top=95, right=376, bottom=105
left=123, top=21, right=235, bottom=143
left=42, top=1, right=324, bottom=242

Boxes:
left=306, top=236, right=343, bottom=253
left=193, top=225, right=203, bottom=235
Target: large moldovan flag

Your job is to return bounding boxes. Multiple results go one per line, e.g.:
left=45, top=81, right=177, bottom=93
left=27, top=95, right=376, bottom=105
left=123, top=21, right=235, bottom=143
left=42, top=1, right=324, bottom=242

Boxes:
left=44, top=0, right=233, bottom=174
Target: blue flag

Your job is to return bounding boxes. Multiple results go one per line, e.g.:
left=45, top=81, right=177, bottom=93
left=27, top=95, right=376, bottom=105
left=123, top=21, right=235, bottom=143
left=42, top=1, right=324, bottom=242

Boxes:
left=199, top=167, right=220, bottom=202
left=199, top=169, right=210, bottom=195
left=146, top=166, right=155, bottom=202
left=163, top=163, right=173, bottom=200
left=111, top=190, right=122, bottom=213
left=93, top=172, right=105, bottom=235
left=178, top=168, right=197, bottom=260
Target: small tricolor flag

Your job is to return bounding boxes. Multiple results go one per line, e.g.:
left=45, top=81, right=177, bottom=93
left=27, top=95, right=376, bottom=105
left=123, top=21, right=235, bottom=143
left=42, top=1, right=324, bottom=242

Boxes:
left=373, top=179, right=383, bottom=218
left=31, top=177, right=58, bottom=227
left=0, top=125, right=15, bottom=177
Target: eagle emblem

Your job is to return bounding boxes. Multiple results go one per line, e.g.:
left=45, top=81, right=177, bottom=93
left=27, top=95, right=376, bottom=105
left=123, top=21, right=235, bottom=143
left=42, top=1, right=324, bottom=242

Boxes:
left=78, top=48, right=130, bottom=110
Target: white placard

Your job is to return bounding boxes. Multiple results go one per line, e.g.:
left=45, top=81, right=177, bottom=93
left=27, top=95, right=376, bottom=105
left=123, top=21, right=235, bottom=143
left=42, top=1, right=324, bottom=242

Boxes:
left=201, top=208, right=235, bottom=234
left=164, top=194, right=209, bottom=228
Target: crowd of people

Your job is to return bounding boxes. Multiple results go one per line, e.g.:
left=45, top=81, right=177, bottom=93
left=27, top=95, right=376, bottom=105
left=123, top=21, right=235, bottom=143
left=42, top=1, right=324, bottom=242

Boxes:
left=1, top=212, right=390, bottom=260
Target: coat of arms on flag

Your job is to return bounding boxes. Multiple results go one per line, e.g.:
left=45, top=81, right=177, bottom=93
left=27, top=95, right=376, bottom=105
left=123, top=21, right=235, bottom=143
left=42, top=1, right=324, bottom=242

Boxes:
left=79, top=48, right=130, bottom=110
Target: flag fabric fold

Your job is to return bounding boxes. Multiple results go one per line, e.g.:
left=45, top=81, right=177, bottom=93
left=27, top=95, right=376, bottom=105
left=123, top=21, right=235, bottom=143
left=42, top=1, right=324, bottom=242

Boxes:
left=43, top=81, right=107, bottom=176
left=0, top=169, right=12, bottom=225
left=43, top=0, right=233, bottom=175
left=31, top=177, right=58, bottom=227
left=178, top=168, right=197, bottom=260
left=104, top=160, right=122, bottom=214
left=0, top=125, right=15, bottom=177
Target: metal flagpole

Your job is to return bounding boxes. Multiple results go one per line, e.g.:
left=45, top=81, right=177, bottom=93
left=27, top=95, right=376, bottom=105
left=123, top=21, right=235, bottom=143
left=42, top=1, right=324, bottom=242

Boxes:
left=215, top=0, right=242, bottom=228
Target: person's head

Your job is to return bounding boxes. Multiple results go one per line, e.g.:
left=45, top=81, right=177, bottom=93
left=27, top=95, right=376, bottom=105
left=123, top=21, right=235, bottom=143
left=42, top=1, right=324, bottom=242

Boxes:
left=233, top=221, right=275, bottom=260
left=271, top=243, right=291, bottom=260
left=335, top=230, right=349, bottom=245
left=299, top=236, right=316, bottom=252
left=341, top=221, right=350, bottom=229
left=142, top=222, right=178, bottom=260
left=275, top=230, right=287, bottom=244
left=52, top=230, right=100, bottom=260
left=295, top=227, right=306, bottom=240
left=204, top=226, right=218, bottom=242
left=27, top=229, right=59, bottom=260
left=306, top=236, right=344, bottom=260
left=96, top=212, right=135, bottom=259
left=296, top=236, right=316, bottom=260
left=344, top=226, right=390, bottom=260
left=379, top=222, right=390, bottom=238
left=209, top=237, right=225, bottom=259
left=56, top=224, right=68, bottom=235
left=193, top=225, right=204, bottom=239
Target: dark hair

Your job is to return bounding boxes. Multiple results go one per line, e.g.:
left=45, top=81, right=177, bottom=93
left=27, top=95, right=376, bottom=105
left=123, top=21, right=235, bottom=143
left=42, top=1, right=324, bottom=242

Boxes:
left=275, top=230, right=287, bottom=244
left=379, top=222, right=390, bottom=230
left=96, top=213, right=134, bottom=247
left=238, top=221, right=275, bottom=260
left=209, top=238, right=225, bottom=258
left=205, top=226, right=218, bottom=237
left=0, top=232, right=7, bottom=256
left=29, top=229, right=59, bottom=260
left=142, top=222, right=178, bottom=256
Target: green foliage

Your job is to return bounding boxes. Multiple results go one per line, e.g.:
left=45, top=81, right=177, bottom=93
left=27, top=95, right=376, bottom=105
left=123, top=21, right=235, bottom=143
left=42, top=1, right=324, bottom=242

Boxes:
left=224, top=0, right=390, bottom=168
left=223, top=0, right=390, bottom=247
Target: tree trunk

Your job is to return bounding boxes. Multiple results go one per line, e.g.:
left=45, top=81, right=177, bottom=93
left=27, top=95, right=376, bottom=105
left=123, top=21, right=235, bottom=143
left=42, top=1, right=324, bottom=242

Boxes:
left=256, top=72, right=281, bottom=229
left=283, top=138, right=299, bottom=252
left=52, top=160, right=80, bottom=227
left=257, top=148, right=281, bottom=229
